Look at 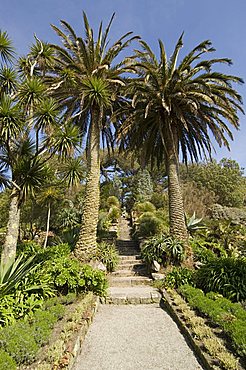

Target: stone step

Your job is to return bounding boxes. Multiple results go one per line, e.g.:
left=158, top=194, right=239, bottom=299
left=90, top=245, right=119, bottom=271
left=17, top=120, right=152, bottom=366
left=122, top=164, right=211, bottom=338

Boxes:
left=104, top=286, right=161, bottom=304
left=119, top=255, right=141, bottom=261
left=111, top=268, right=148, bottom=277
left=117, top=250, right=140, bottom=256
left=109, top=276, right=152, bottom=287
left=117, top=261, right=145, bottom=270
left=116, top=240, right=138, bottom=247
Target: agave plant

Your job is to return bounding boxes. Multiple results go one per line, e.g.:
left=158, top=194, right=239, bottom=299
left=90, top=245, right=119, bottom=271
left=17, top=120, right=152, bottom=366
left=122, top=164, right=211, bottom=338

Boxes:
left=0, top=254, right=38, bottom=297
left=186, top=212, right=207, bottom=235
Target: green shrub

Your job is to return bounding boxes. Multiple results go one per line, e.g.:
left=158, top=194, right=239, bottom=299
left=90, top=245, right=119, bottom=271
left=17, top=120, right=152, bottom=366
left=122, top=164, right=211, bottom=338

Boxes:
left=0, top=349, right=17, bottom=369
left=108, top=205, right=121, bottom=223
left=80, top=265, right=108, bottom=296
left=138, top=213, right=166, bottom=238
left=141, top=235, right=167, bottom=265
left=97, top=242, right=119, bottom=272
left=0, top=322, right=38, bottom=364
left=44, top=257, right=107, bottom=296
left=134, top=201, right=156, bottom=214
left=107, top=196, right=120, bottom=208
left=17, top=240, right=43, bottom=256
left=196, top=257, right=246, bottom=302
left=179, top=285, right=246, bottom=358
left=29, top=305, right=64, bottom=345
left=165, top=267, right=195, bottom=289
left=44, top=256, right=86, bottom=294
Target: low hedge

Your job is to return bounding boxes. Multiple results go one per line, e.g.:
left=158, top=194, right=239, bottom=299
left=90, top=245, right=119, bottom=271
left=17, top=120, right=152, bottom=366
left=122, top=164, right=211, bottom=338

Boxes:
left=179, top=285, right=246, bottom=359
left=0, top=298, right=66, bottom=365
left=0, top=349, right=17, bottom=369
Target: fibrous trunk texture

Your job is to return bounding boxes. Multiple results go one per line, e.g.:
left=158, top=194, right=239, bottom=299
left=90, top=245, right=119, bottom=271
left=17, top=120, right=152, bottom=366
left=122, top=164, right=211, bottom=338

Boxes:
left=74, top=109, right=101, bottom=262
left=1, top=189, right=20, bottom=265
left=166, top=132, right=193, bottom=265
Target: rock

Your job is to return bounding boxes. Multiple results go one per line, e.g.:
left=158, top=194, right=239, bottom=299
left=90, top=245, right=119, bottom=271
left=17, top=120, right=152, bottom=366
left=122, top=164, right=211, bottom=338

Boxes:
left=90, top=260, right=107, bottom=272
left=152, top=273, right=165, bottom=280
left=194, top=261, right=204, bottom=269
left=152, top=260, right=161, bottom=272
left=210, top=204, right=246, bottom=225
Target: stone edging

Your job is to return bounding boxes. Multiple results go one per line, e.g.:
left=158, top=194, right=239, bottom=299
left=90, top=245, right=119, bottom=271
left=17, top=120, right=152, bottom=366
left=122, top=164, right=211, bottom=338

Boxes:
left=67, top=295, right=100, bottom=369
left=160, top=289, right=214, bottom=370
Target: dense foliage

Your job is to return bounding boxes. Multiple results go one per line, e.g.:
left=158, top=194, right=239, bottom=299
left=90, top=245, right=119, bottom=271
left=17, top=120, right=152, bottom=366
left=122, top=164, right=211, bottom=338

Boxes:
left=179, top=285, right=246, bottom=358
left=196, top=257, right=246, bottom=302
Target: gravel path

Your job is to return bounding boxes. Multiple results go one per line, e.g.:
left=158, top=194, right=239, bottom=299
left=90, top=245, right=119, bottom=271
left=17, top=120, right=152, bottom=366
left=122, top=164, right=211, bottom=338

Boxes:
left=74, top=304, right=203, bottom=370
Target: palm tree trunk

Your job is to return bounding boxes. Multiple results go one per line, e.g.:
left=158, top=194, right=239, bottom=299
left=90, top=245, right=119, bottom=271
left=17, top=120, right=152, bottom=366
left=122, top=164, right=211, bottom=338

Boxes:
left=166, top=133, right=193, bottom=265
left=74, top=109, right=101, bottom=262
left=43, top=201, right=51, bottom=249
left=167, top=152, right=188, bottom=241
left=1, top=189, right=20, bottom=265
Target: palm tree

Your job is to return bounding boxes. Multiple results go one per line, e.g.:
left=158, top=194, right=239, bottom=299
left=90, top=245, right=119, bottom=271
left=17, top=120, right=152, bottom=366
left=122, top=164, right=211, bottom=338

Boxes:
left=48, top=13, right=138, bottom=261
left=119, top=35, right=244, bottom=254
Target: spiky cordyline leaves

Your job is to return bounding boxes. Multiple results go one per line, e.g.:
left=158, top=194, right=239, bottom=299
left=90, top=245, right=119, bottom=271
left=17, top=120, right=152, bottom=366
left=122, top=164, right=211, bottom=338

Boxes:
left=18, top=77, right=46, bottom=110
left=34, top=97, right=59, bottom=133
left=119, top=36, right=244, bottom=165
left=29, top=38, right=56, bottom=73
left=36, top=185, right=61, bottom=205
left=46, top=122, right=81, bottom=160
left=59, top=157, right=85, bottom=188
left=0, top=66, right=18, bottom=95
left=0, top=94, right=23, bottom=141
left=0, top=30, right=15, bottom=64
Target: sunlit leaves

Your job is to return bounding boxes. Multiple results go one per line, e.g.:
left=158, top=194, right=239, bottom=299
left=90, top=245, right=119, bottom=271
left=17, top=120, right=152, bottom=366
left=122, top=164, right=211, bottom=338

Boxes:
left=0, top=30, right=15, bottom=64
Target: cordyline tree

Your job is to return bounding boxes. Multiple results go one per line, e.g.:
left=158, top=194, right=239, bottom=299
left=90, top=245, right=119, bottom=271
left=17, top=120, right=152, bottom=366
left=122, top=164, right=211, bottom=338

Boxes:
left=118, top=35, right=244, bottom=259
left=47, top=12, right=139, bottom=261
left=0, top=32, right=80, bottom=265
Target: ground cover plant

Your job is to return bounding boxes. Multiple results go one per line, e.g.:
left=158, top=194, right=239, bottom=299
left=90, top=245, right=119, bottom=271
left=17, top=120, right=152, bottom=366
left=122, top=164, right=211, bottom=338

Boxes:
left=178, top=284, right=246, bottom=360
left=168, top=289, right=240, bottom=370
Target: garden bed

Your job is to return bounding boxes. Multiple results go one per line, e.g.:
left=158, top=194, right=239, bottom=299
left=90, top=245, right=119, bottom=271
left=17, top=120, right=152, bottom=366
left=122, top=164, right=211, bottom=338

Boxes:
left=24, top=292, right=99, bottom=370
left=0, top=292, right=99, bottom=370
left=161, top=288, right=244, bottom=370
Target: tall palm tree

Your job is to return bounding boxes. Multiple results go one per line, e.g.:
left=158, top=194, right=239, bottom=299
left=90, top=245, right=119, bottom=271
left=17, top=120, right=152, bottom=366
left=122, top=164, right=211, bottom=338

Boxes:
left=48, top=13, right=138, bottom=261
left=119, top=36, right=244, bottom=253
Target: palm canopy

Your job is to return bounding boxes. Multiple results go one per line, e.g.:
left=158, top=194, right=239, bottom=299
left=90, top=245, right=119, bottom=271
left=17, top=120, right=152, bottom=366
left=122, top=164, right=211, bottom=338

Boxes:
left=45, top=12, right=139, bottom=258
left=48, top=12, right=139, bottom=149
left=119, top=35, right=244, bottom=165
left=118, top=35, right=244, bottom=247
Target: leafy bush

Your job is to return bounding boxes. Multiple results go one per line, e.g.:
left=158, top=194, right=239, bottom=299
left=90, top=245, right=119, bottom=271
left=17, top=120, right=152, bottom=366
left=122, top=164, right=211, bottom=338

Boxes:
left=137, top=212, right=167, bottom=238
left=108, top=205, right=121, bottom=223
left=141, top=235, right=185, bottom=267
left=97, top=242, right=119, bottom=272
left=179, top=285, right=246, bottom=358
left=80, top=264, right=108, bottom=296
left=0, top=322, right=38, bottom=364
left=0, top=349, right=17, bottom=369
left=107, top=196, right=120, bottom=208
left=196, top=257, right=246, bottom=302
left=165, top=267, right=195, bottom=289
left=44, top=257, right=107, bottom=296
left=134, top=201, right=156, bottom=215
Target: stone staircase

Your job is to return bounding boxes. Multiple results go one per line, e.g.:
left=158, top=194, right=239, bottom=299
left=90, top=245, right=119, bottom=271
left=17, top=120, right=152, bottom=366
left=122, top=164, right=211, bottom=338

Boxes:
left=105, top=217, right=161, bottom=304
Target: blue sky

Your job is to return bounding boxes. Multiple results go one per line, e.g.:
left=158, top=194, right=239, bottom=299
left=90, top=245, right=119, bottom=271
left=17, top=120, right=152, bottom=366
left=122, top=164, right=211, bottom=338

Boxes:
left=1, top=0, right=246, bottom=168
